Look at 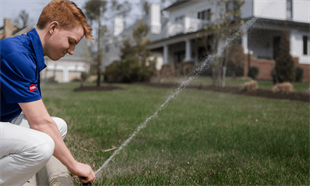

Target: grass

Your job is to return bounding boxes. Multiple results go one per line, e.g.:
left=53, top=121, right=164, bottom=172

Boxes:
left=41, top=82, right=309, bottom=185
left=151, top=76, right=310, bottom=93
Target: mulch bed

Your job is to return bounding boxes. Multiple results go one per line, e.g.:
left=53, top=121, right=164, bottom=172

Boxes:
left=72, top=83, right=309, bottom=102
left=134, top=83, right=310, bottom=103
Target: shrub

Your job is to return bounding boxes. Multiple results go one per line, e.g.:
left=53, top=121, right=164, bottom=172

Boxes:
left=70, top=77, right=81, bottom=82
left=295, top=66, right=304, bottom=82
left=273, top=31, right=295, bottom=83
left=81, top=72, right=88, bottom=82
left=226, top=62, right=244, bottom=77
left=243, top=80, right=258, bottom=92
left=247, top=66, right=259, bottom=80
left=275, top=53, right=295, bottom=83
left=105, top=59, right=155, bottom=83
left=273, top=82, right=293, bottom=94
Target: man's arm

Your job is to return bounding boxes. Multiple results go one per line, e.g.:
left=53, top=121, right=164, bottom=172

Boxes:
left=19, top=99, right=95, bottom=183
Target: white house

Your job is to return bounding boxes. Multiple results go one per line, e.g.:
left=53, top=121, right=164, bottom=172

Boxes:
left=103, top=0, right=310, bottom=81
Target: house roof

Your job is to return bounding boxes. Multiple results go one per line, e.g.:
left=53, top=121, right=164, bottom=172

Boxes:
left=253, top=17, right=310, bottom=30
left=163, top=0, right=191, bottom=11
left=12, top=26, right=33, bottom=36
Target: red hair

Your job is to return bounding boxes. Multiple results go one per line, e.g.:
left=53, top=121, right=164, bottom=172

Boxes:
left=37, top=0, right=93, bottom=40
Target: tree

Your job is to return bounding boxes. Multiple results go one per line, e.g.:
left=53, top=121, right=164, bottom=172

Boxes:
left=196, top=0, right=245, bottom=87
left=225, top=41, right=245, bottom=78
left=140, top=0, right=150, bottom=16
left=84, top=0, right=132, bottom=86
left=105, top=20, right=155, bottom=83
left=84, top=0, right=108, bottom=87
left=18, top=10, right=29, bottom=28
left=110, top=0, right=132, bottom=19
left=273, top=31, right=295, bottom=83
left=132, top=20, right=152, bottom=67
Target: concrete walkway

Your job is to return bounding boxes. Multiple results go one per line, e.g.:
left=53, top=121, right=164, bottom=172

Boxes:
left=22, top=156, right=74, bottom=186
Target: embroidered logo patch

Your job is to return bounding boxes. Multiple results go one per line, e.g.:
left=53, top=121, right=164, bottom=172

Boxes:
left=29, top=84, right=37, bottom=92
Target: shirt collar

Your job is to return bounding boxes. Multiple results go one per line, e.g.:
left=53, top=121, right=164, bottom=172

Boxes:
left=27, top=28, right=46, bottom=71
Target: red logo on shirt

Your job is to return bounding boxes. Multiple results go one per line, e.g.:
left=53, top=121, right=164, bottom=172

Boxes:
left=29, top=84, right=37, bottom=92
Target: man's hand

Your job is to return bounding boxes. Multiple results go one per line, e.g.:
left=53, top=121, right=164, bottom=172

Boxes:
left=19, top=100, right=96, bottom=184
left=71, top=162, right=96, bottom=183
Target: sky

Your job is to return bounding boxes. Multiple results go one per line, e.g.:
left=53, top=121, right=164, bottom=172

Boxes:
left=0, top=0, right=171, bottom=31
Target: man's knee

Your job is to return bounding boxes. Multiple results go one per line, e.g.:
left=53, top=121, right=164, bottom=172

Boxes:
left=52, top=117, right=68, bottom=139
left=35, top=133, right=55, bottom=163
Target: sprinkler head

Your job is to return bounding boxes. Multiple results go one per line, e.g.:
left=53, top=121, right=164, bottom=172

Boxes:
left=80, top=177, right=92, bottom=186
left=82, top=182, right=92, bottom=186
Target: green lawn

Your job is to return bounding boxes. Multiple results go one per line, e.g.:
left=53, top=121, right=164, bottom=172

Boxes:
left=41, top=82, right=309, bottom=185
left=151, top=76, right=310, bottom=93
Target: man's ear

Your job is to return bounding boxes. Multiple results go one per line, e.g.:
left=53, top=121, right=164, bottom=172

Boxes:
left=48, top=21, right=59, bottom=35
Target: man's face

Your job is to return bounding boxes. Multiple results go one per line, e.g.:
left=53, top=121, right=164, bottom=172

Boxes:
left=46, top=25, right=84, bottom=61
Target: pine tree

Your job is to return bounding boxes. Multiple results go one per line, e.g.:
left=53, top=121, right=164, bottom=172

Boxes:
left=274, top=31, right=295, bottom=83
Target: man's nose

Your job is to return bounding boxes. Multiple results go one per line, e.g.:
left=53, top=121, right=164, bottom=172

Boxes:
left=68, top=49, right=74, bottom=55
left=68, top=46, right=75, bottom=55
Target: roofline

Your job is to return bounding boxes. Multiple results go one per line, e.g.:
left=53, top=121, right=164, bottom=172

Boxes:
left=12, top=26, right=34, bottom=36
left=163, top=0, right=191, bottom=11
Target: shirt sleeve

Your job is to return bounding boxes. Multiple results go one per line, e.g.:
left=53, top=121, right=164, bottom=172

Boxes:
left=0, top=52, right=41, bottom=103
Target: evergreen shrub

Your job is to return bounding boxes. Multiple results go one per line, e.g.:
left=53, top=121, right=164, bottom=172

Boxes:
left=272, top=31, right=295, bottom=84
left=105, top=59, right=155, bottom=83
left=247, top=66, right=259, bottom=80
left=295, top=66, right=304, bottom=82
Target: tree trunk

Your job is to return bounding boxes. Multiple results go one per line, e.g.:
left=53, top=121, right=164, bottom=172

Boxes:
left=96, top=5, right=103, bottom=87
left=222, top=49, right=227, bottom=87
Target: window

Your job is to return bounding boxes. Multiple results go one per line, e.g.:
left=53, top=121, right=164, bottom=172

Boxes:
left=303, top=36, right=308, bottom=55
left=197, top=9, right=211, bottom=21
left=287, top=0, right=293, bottom=19
left=105, top=45, right=109, bottom=53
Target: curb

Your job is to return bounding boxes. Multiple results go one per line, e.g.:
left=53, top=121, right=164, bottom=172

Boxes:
left=37, top=156, right=74, bottom=186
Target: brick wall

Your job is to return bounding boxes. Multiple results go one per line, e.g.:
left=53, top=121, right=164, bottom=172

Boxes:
left=244, top=54, right=310, bottom=82
left=294, top=57, right=310, bottom=82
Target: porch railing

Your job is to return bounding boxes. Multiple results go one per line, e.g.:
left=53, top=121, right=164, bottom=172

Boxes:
left=166, top=17, right=211, bottom=37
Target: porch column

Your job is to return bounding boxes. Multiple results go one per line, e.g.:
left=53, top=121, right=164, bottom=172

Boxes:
left=184, top=39, right=192, bottom=62
left=163, top=44, right=168, bottom=64
left=242, top=33, right=248, bottom=54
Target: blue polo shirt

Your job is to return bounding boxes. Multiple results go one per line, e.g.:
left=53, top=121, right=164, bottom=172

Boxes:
left=0, top=28, right=46, bottom=122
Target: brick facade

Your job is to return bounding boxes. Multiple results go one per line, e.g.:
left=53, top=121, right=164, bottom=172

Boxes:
left=243, top=54, right=310, bottom=82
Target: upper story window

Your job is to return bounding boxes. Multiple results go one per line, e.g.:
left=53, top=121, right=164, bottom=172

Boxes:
left=197, top=9, right=211, bottom=21
left=303, top=36, right=308, bottom=55
left=105, top=45, right=109, bottom=53
left=287, top=0, right=293, bottom=19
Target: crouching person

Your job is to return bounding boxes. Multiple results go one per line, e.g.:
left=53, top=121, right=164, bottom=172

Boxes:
left=0, top=0, right=95, bottom=185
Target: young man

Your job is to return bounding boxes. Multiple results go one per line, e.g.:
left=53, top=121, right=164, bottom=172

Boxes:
left=0, top=0, right=96, bottom=185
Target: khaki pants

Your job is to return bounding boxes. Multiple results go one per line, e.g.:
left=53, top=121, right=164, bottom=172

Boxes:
left=0, top=114, right=67, bottom=186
